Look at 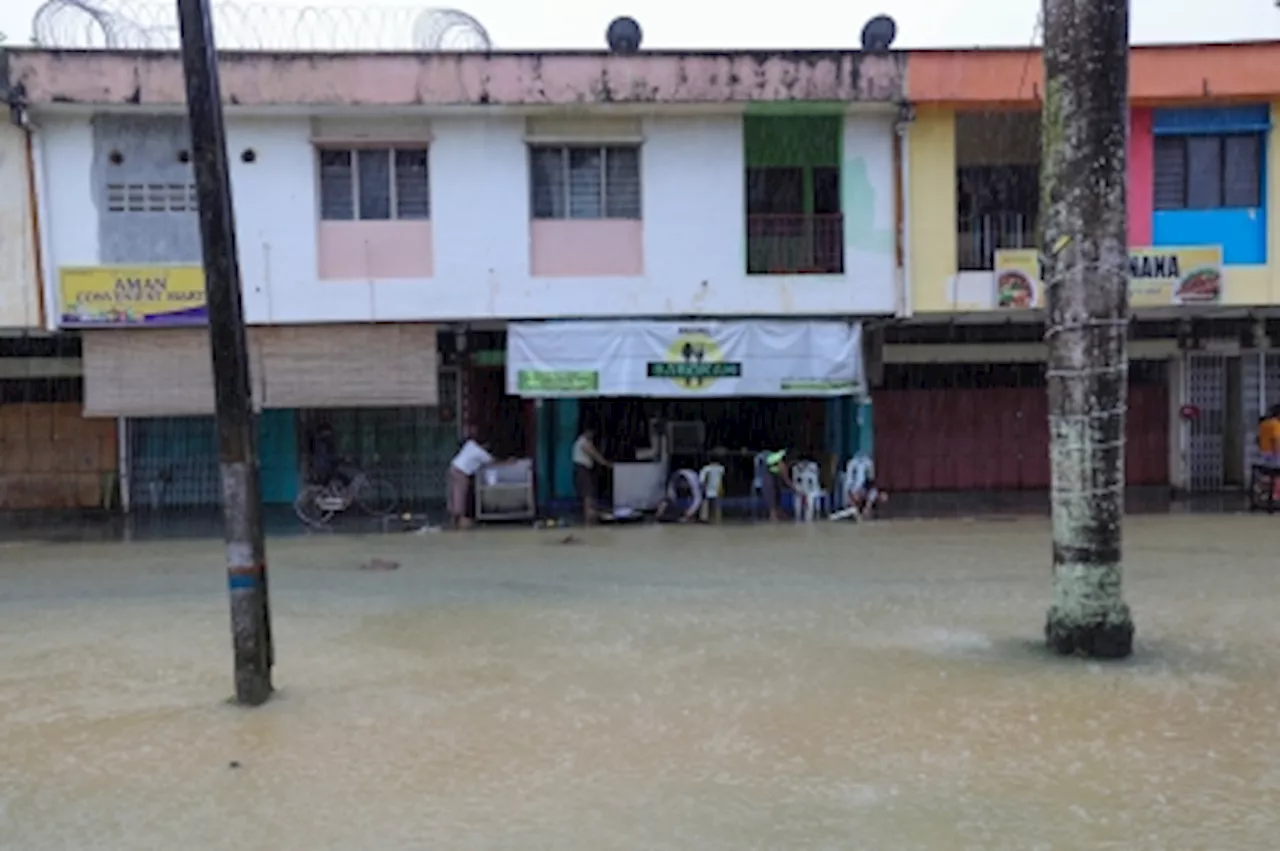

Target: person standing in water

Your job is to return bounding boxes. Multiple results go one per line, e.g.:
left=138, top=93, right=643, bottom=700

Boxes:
left=760, top=448, right=792, bottom=522
left=698, top=459, right=725, bottom=523
left=1258, top=404, right=1280, bottom=502
left=446, top=433, right=494, bottom=530
left=572, top=427, right=612, bottom=524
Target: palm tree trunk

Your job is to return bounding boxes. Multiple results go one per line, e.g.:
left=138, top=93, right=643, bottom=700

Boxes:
left=1040, top=0, right=1135, bottom=658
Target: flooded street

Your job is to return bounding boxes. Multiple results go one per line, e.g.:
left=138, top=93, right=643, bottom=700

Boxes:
left=3, top=514, right=1280, bottom=850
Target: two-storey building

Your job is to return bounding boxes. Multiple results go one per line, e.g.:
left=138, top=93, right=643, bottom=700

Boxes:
left=895, top=41, right=1280, bottom=496
left=7, top=34, right=1279, bottom=514
left=3, top=39, right=904, bottom=511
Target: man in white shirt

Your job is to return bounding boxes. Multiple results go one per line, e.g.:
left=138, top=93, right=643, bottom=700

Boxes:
left=448, top=434, right=494, bottom=529
left=572, top=427, right=611, bottom=524
left=698, top=460, right=726, bottom=523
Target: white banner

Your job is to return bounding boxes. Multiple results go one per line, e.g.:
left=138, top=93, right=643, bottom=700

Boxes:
left=506, top=320, right=863, bottom=398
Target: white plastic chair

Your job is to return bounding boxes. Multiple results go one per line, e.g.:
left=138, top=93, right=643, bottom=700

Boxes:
left=790, top=460, right=829, bottom=521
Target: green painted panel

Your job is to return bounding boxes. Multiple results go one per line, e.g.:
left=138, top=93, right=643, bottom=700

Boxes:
left=744, top=115, right=842, bottom=167
left=534, top=401, right=551, bottom=506
left=744, top=102, right=847, bottom=117
left=552, top=399, right=579, bottom=500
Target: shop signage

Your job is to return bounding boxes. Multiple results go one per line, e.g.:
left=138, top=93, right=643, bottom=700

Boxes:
left=507, top=320, right=863, bottom=398
left=993, top=245, right=1224, bottom=310
left=58, top=266, right=208, bottom=328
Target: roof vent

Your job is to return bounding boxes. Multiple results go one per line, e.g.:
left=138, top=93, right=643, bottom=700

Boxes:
left=860, top=15, right=897, bottom=51
left=606, top=16, right=643, bottom=54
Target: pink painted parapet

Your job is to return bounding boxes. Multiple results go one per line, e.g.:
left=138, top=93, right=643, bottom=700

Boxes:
left=1128, top=108, right=1154, bottom=246
left=9, top=49, right=905, bottom=107
left=530, top=221, right=643, bottom=277
left=318, top=221, right=433, bottom=280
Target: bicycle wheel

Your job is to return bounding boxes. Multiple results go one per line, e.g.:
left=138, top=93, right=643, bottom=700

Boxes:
left=355, top=477, right=398, bottom=517
left=294, top=484, right=336, bottom=529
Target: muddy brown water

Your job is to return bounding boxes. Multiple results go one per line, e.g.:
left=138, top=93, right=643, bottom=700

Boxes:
left=2, top=515, right=1280, bottom=850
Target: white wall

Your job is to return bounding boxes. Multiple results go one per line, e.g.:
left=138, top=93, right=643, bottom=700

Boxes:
left=0, top=123, right=41, bottom=329
left=38, top=110, right=900, bottom=326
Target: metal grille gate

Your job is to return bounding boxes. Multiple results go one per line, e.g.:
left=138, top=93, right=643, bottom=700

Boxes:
left=1242, top=351, right=1280, bottom=470
left=1186, top=352, right=1228, bottom=492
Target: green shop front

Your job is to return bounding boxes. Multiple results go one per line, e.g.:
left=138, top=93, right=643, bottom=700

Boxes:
left=506, top=320, right=870, bottom=513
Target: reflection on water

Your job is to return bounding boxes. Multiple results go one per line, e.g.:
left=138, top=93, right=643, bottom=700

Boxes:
left=3, top=515, right=1280, bottom=850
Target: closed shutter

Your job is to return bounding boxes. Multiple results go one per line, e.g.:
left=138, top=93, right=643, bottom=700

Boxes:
left=256, top=324, right=437, bottom=409
left=83, top=329, right=221, bottom=417
left=83, top=324, right=438, bottom=417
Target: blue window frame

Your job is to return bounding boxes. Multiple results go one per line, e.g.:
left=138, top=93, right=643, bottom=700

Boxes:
left=1151, top=105, right=1269, bottom=265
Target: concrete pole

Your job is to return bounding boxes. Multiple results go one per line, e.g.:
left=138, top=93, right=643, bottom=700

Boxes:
left=1041, top=0, right=1135, bottom=658
left=175, top=0, right=274, bottom=703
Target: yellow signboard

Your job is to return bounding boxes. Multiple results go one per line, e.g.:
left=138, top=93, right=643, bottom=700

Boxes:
left=993, top=246, right=1224, bottom=310
left=58, top=266, right=208, bottom=328
left=1127, top=246, right=1223, bottom=308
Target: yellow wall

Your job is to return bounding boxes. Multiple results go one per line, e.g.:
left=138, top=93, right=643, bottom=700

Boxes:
left=0, top=122, right=40, bottom=329
left=907, top=107, right=957, bottom=313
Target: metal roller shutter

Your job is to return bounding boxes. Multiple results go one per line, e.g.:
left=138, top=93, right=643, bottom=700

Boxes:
left=83, top=324, right=438, bottom=417
left=255, top=324, right=438, bottom=409
left=83, top=329, right=221, bottom=417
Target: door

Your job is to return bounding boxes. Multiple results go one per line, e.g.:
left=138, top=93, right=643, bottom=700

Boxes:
left=257, top=409, right=299, bottom=505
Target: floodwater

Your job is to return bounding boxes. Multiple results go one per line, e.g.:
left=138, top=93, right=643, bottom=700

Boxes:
left=2, top=515, right=1280, bottom=850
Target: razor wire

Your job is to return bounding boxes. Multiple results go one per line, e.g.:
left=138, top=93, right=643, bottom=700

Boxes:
left=32, top=0, right=494, bottom=51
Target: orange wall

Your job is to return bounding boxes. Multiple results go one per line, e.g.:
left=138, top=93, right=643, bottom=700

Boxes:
left=0, top=403, right=118, bottom=510
left=908, top=41, right=1280, bottom=106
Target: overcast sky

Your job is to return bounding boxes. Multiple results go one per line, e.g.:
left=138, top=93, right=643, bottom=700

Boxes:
left=2, top=0, right=1278, bottom=51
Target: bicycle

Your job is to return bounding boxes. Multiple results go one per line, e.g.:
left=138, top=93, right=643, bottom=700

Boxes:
left=294, top=459, right=398, bottom=529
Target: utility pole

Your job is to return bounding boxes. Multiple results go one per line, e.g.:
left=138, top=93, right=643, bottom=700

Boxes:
left=176, top=0, right=274, bottom=703
left=1040, top=0, right=1134, bottom=658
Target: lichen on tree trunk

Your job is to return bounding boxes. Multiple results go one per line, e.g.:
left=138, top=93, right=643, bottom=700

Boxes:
left=1040, top=0, right=1135, bottom=659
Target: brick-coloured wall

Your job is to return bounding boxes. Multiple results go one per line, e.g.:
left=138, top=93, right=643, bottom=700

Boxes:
left=0, top=403, right=118, bottom=510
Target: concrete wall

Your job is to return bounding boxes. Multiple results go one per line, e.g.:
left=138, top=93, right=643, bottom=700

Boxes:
left=38, top=110, right=899, bottom=326
left=92, top=114, right=202, bottom=264
left=0, top=122, right=40, bottom=329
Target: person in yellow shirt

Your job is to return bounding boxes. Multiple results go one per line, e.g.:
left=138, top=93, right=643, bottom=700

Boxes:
left=1259, top=405, right=1280, bottom=466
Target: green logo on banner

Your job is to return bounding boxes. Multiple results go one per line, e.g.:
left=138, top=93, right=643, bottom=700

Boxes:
left=647, top=332, right=742, bottom=391
left=779, top=379, right=859, bottom=393
left=517, top=370, right=599, bottom=393
left=647, top=362, right=742, bottom=379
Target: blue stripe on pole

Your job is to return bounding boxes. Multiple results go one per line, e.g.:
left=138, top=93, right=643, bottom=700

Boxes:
left=228, top=573, right=258, bottom=589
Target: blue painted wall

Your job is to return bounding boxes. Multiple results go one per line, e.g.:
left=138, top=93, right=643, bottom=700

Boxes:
left=1152, top=105, right=1269, bottom=265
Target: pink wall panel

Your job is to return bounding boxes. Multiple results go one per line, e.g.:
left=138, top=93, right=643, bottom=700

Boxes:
left=1128, top=108, right=1154, bottom=246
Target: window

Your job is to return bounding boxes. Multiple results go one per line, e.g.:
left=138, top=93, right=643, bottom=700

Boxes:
left=745, top=167, right=804, bottom=215
left=529, top=145, right=641, bottom=219
left=1154, top=133, right=1262, bottom=210
left=955, top=165, right=1039, bottom=270
left=318, top=147, right=431, bottom=221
